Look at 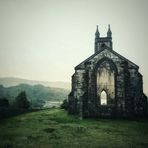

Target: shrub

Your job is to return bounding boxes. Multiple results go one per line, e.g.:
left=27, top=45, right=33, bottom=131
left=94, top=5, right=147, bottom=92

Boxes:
left=0, top=98, right=9, bottom=107
left=60, top=99, right=68, bottom=110
left=15, top=91, right=30, bottom=109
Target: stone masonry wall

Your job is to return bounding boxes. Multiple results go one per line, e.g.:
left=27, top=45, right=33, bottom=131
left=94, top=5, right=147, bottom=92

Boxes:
left=68, top=48, right=146, bottom=118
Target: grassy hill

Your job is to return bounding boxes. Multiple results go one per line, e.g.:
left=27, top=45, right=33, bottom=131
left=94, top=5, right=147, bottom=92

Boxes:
left=0, top=109, right=148, bottom=148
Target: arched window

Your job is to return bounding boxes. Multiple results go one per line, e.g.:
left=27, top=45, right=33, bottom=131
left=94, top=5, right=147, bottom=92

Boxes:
left=100, top=90, right=107, bottom=105
left=96, top=58, right=117, bottom=105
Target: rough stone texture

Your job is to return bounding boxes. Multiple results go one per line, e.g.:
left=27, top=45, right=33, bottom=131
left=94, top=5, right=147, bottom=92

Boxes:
left=68, top=26, right=147, bottom=119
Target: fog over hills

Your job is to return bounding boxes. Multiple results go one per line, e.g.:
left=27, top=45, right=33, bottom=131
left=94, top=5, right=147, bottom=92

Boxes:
left=0, top=83, right=70, bottom=108
left=0, top=77, right=71, bottom=90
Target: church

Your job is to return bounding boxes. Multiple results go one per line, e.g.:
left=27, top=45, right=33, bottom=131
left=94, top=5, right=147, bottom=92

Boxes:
left=68, top=25, right=147, bottom=119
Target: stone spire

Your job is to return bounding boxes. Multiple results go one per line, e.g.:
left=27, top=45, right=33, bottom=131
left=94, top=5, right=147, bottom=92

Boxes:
left=107, top=24, right=112, bottom=38
left=94, top=25, right=100, bottom=53
left=95, top=25, right=100, bottom=40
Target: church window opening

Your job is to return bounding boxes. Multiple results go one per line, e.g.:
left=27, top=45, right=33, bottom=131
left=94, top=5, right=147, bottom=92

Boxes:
left=100, top=90, right=107, bottom=105
left=97, top=60, right=116, bottom=105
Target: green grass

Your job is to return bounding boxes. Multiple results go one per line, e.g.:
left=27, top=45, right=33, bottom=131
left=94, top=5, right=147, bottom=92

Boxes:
left=0, top=109, right=148, bottom=148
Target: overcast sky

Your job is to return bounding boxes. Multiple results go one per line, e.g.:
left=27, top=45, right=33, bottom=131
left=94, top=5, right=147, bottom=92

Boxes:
left=0, top=0, right=148, bottom=94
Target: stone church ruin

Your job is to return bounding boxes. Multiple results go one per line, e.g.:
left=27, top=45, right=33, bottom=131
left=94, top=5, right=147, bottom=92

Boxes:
left=68, top=25, right=147, bottom=118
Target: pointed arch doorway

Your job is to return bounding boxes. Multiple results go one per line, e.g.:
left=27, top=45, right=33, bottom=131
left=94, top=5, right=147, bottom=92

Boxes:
left=96, top=58, right=117, bottom=105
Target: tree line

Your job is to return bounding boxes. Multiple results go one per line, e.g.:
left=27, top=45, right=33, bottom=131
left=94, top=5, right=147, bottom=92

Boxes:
left=0, top=91, right=30, bottom=109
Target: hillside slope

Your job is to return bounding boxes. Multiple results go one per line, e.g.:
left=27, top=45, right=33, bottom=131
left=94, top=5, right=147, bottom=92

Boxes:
left=0, top=109, right=148, bottom=148
left=0, top=84, right=69, bottom=107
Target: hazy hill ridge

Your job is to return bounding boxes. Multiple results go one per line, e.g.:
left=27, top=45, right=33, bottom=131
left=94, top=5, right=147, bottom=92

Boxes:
left=0, top=77, right=71, bottom=90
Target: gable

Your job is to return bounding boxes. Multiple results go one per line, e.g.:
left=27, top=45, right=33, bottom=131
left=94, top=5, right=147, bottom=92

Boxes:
left=75, top=48, right=139, bottom=70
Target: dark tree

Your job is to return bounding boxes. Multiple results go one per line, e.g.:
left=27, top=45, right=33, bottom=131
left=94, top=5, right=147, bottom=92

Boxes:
left=61, top=99, right=68, bottom=110
left=15, top=91, right=30, bottom=109
left=0, top=98, right=9, bottom=107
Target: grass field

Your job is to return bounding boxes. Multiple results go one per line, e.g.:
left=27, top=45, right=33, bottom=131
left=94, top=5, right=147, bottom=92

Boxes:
left=0, top=108, right=148, bottom=148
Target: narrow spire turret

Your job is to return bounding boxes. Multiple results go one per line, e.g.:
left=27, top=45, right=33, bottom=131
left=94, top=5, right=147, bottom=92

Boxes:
left=95, top=25, right=100, bottom=39
left=95, top=25, right=100, bottom=53
left=107, top=24, right=112, bottom=38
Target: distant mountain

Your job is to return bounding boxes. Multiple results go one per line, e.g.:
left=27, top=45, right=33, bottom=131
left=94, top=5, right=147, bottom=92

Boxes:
left=0, top=77, right=71, bottom=90
left=0, top=84, right=70, bottom=108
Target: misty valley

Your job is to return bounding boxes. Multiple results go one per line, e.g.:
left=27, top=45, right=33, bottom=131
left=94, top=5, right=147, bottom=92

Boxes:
left=0, top=83, right=69, bottom=108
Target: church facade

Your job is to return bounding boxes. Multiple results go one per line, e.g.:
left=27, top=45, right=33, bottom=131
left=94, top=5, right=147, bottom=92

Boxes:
left=68, top=25, right=147, bottom=118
